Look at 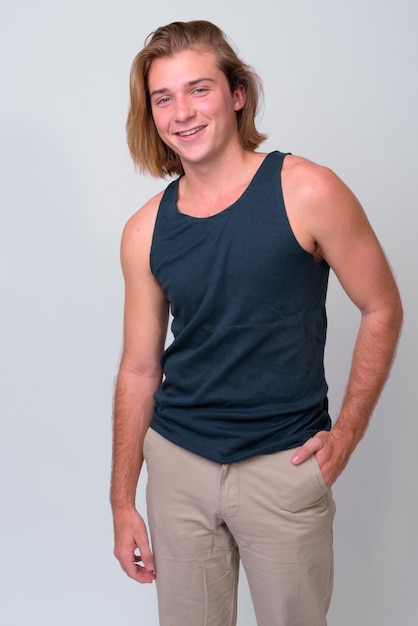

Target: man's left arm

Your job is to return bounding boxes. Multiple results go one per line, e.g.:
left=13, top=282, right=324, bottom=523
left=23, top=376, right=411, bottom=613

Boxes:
left=290, top=163, right=403, bottom=485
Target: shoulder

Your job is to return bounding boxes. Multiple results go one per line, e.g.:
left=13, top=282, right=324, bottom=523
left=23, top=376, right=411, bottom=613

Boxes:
left=281, top=154, right=400, bottom=313
left=120, top=190, right=165, bottom=274
left=282, top=154, right=369, bottom=258
left=282, top=154, right=351, bottom=206
left=122, top=190, right=165, bottom=243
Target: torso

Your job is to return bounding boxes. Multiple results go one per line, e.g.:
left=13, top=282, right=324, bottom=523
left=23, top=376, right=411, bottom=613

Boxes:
left=133, top=151, right=321, bottom=264
left=148, top=149, right=331, bottom=463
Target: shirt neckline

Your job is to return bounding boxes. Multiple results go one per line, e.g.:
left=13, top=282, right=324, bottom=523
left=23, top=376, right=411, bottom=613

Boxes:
left=173, top=151, right=278, bottom=221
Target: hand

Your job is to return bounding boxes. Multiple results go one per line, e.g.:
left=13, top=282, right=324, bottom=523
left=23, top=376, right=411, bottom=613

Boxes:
left=291, top=428, right=355, bottom=487
left=113, top=507, right=156, bottom=584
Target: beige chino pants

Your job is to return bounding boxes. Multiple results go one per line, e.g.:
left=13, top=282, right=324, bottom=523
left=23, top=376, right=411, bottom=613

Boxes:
left=143, top=428, right=336, bottom=626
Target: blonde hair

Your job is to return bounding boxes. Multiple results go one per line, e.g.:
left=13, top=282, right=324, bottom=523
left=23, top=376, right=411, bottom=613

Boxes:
left=126, top=20, right=267, bottom=178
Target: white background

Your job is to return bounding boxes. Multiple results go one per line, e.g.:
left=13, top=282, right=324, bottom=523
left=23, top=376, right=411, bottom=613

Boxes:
left=1, top=1, right=417, bottom=624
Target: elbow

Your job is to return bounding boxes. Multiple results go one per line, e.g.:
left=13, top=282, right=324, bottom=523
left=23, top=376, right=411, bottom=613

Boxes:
left=394, top=296, right=404, bottom=336
left=390, top=283, right=404, bottom=331
left=362, top=289, right=404, bottom=340
left=380, top=291, right=404, bottom=339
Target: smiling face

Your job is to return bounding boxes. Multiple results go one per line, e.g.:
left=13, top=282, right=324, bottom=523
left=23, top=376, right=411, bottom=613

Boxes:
left=147, top=48, right=246, bottom=170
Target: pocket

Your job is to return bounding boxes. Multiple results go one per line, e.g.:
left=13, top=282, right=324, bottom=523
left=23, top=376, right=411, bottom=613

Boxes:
left=283, top=453, right=329, bottom=513
left=311, top=454, right=328, bottom=491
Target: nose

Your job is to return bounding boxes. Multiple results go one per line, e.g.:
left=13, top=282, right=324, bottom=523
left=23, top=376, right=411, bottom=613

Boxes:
left=174, top=96, right=194, bottom=122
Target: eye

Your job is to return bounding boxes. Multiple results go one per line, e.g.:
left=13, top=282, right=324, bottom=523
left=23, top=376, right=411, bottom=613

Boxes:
left=193, top=87, right=209, bottom=95
left=155, top=96, right=171, bottom=106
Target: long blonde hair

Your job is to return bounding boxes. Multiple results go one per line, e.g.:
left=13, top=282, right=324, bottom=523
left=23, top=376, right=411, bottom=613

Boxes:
left=126, top=20, right=267, bottom=178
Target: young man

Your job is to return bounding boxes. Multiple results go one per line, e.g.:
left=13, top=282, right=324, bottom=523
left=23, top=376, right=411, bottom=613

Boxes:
left=111, top=20, right=402, bottom=626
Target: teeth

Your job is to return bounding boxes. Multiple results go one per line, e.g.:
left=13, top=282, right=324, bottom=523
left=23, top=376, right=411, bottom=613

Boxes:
left=178, top=126, right=204, bottom=137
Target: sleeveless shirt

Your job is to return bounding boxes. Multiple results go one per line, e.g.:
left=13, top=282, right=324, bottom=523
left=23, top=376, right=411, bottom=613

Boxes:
left=150, top=151, right=331, bottom=463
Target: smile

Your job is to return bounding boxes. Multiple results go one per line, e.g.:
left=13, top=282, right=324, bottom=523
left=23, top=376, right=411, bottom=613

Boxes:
left=177, top=126, right=205, bottom=137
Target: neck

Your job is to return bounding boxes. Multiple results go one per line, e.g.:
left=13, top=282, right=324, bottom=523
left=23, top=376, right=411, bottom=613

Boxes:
left=180, top=147, right=257, bottom=196
left=177, top=149, right=267, bottom=218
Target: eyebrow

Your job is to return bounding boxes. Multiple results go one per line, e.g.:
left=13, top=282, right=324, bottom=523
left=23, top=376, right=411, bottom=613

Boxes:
left=149, top=77, right=215, bottom=99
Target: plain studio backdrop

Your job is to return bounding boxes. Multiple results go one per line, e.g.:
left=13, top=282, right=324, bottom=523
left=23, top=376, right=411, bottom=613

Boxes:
left=1, top=1, right=416, bottom=624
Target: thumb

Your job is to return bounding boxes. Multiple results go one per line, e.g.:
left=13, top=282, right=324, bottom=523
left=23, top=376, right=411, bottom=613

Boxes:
left=138, top=543, right=155, bottom=571
left=291, top=433, right=326, bottom=465
left=145, top=558, right=155, bottom=572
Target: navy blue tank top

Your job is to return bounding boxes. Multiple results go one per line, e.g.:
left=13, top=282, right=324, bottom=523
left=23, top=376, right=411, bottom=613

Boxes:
left=150, top=151, right=331, bottom=463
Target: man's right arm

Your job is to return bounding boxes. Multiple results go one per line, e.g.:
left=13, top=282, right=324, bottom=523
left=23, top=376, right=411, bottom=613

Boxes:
left=110, top=193, right=169, bottom=584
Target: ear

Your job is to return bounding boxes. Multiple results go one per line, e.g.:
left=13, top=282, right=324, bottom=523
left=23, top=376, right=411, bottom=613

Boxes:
left=233, top=83, right=246, bottom=111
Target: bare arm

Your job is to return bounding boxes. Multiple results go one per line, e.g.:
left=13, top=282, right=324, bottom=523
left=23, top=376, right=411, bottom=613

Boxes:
left=283, top=158, right=403, bottom=484
left=111, top=194, right=169, bottom=582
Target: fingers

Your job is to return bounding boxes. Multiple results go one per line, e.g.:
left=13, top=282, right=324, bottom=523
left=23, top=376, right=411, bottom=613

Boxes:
left=291, top=431, right=328, bottom=465
left=291, top=430, right=350, bottom=486
left=118, top=548, right=156, bottom=584
left=136, top=541, right=154, bottom=573
left=113, top=510, right=156, bottom=584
